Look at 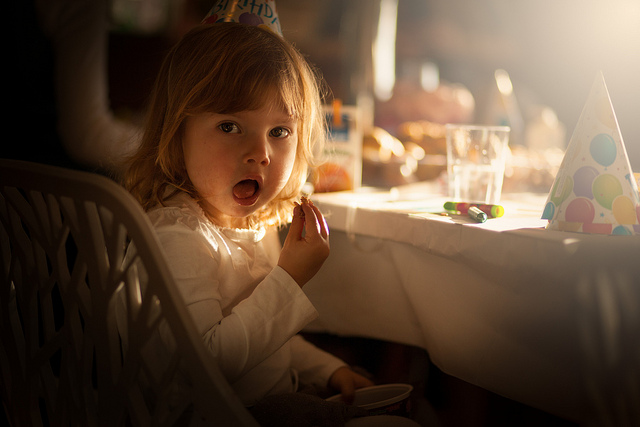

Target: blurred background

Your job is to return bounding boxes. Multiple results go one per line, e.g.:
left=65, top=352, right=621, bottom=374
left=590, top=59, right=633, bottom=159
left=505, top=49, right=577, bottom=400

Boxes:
left=11, top=0, right=639, bottom=187
left=105, top=0, right=640, bottom=190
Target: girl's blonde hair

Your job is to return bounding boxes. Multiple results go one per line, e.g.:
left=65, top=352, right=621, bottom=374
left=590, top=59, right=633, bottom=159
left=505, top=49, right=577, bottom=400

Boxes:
left=123, top=23, right=327, bottom=228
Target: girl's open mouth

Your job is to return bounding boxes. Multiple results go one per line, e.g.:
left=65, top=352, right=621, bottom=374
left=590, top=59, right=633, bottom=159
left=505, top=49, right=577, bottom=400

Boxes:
left=233, top=179, right=260, bottom=206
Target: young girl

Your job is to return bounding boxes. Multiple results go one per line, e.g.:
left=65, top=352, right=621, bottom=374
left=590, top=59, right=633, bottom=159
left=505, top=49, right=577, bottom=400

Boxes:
left=123, top=21, right=379, bottom=421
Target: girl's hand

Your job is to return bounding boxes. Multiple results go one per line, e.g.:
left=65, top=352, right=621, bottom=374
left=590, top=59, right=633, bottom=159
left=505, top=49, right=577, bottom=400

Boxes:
left=278, top=199, right=330, bottom=287
left=328, top=366, right=375, bottom=405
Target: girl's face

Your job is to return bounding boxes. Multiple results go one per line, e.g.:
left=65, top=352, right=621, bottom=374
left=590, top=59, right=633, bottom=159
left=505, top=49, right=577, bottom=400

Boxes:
left=182, top=102, right=298, bottom=228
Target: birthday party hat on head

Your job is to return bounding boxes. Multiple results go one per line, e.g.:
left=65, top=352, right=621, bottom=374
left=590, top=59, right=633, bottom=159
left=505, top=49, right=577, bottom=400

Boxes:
left=202, top=0, right=282, bottom=36
left=541, top=72, right=640, bottom=235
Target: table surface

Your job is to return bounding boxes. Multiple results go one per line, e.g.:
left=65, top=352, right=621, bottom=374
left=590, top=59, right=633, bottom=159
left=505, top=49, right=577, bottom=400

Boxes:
left=303, top=182, right=640, bottom=424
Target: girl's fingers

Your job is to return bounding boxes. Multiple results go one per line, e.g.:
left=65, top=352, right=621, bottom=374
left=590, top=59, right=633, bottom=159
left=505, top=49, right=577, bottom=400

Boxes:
left=293, top=198, right=328, bottom=241
left=340, top=381, right=356, bottom=405
left=301, top=201, right=321, bottom=237
left=286, top=203, right=305, bottom=240
left=310, top=203, right=329, bottom=238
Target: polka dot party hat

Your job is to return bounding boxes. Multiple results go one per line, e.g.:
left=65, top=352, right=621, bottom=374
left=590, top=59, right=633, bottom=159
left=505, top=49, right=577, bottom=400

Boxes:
left=542, top=72, right=640, bottom=235
left=202, top=0, right=282, bottom=36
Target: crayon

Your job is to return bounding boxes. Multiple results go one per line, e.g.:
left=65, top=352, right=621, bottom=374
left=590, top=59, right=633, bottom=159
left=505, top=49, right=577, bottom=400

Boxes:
left=443, top=201, right=504, bottom=218
left=468, top=206, right=487, bottom=223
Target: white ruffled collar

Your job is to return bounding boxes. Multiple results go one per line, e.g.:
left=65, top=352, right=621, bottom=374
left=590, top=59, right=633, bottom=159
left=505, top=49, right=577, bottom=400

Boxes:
left=166, top=190, right=267, bottom=243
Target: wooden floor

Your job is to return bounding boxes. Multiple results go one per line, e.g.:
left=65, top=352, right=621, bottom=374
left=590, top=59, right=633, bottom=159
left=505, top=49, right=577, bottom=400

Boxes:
left=302, top=333, right=579, bottom=427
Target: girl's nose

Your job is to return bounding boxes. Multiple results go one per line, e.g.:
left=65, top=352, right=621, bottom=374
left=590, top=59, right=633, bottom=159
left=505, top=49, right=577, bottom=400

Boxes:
left=245, top=135, right=270, bottom=166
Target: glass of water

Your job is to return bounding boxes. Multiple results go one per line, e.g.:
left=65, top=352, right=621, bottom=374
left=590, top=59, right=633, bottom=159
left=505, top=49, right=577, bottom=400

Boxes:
left=446, top=124, right=511, bottom=204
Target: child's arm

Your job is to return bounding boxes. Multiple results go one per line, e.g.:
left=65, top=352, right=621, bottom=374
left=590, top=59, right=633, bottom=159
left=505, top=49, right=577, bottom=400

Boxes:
left=154, top=225, right=318, bottom=383
left=289, top=335, right=374, bottom=404
left=278, top=199, right=330, bottom=287
left=288, top=334, right=347, bottom=387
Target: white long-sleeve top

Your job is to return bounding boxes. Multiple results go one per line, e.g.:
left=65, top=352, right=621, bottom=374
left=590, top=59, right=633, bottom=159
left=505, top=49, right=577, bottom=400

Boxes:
left=146, top=191, right=346, bottom=406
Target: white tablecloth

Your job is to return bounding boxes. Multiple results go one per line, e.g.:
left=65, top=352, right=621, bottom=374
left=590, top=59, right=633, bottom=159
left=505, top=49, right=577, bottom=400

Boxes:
left=303, top=183, right=640, bottom=424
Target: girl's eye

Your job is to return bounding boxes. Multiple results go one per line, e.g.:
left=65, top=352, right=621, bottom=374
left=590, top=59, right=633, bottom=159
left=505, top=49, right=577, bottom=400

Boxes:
left=270, top=127, right=291, bottom=138
left=218, top=122, right=240, bottom=133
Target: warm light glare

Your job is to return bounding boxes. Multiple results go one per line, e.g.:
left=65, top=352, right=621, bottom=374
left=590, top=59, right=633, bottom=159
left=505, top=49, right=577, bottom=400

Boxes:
left=410, top=144, right=425, bottom=160
left=495, top=69, right=513, bottom=96
left=373, top=0, right=398, bottom=101
left=373, top=127, right=404, bottom=162
left=541, top=107, right=558, bottom=127
left=453, top=85, right=475, bottom=111
left=420, top=62, right=440, bottom=92
left=599, top=0, right=640, bottom=50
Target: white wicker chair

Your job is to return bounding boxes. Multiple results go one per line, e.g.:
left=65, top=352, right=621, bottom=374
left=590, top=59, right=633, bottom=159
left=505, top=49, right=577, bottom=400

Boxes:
left=0, top=159, right=258, bottom=426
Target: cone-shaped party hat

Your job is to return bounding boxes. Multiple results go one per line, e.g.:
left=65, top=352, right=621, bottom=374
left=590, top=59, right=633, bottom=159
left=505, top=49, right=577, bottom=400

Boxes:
left=202, top=0, right=282, bottom=36
left=541, top=72, right=640, bottom=235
